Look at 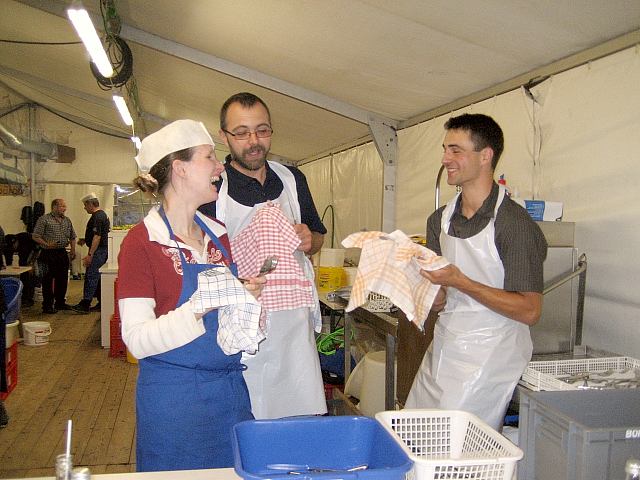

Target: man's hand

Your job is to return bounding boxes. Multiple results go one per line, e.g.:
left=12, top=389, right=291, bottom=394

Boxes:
left=78, top=239, right=86, bottom=247
left=243, top=275, right=267, bottom=300
left=293, top=223, right=313, bottom=253
left=420, top=264, right=465, bottom=289
left=82, top=255, right=92, bottom=268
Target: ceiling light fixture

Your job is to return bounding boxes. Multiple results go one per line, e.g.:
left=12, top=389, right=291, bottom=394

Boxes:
left=113, top=94, right=133, bottom=126
left=130, top=136, right=142, bottom=150
left=67, top=2, right=114, bottom=78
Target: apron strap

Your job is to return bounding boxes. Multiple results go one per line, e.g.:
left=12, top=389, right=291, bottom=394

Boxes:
left=158, top=206, right=232, bottom=265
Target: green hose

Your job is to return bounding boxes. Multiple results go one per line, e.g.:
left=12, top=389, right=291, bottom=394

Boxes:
left=316, top=327, right=353, bottom=355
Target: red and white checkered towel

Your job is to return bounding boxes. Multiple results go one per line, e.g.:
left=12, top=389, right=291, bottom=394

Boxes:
left=231, top=203, right=316, bottom=312
left=190, top=266, right=265, bottom=355
left=342, top=230, right=450, bottom=329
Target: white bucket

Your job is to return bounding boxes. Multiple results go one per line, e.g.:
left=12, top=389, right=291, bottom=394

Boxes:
left=23, top=321, right=52, bottom=346
left=6, top=320, right=20, bottom=348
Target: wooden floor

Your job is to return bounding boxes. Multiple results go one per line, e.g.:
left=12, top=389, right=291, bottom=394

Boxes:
left=0, top=280, right=138, bottom=478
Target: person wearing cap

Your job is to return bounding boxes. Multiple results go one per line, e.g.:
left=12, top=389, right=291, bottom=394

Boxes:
left=199, top=92, right=327, bottom=419
left=116, top=119, right=265, bottom=471
left=32, top=199, right=77, bottom=314
left=72, top=193, right=110, bottom=313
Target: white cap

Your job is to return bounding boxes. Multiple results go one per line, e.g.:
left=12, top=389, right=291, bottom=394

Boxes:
left=135, top=119, right=215, bottom=173
left=81, top=192, right=98, bottom=203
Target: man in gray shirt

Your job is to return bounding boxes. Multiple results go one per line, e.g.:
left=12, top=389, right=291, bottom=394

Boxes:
left=32, top=199, right=76, bottom=314
left=406, top=114, right=547, bottom=430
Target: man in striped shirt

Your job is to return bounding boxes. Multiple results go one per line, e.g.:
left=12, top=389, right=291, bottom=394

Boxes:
left=32, top=199, right=77, bottom=314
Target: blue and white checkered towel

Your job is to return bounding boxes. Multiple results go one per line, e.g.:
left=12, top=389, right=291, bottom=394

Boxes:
left=190, top=266, right=265, bottom=355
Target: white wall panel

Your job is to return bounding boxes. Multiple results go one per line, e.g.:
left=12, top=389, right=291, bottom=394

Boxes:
left=532, top=47, right=640, bottom=357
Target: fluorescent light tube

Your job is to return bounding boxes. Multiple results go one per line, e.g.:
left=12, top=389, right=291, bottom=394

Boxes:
left=113, top=95, right=133, bottom=126
left=67, top=4, right=114, bottom=78
left=130, top=136, right=142, bottom=149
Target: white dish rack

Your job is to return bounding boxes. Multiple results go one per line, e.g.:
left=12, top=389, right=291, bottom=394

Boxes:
left=519, top=356, right=640, bottom=391
left=376, top=409, right=522, bottom=480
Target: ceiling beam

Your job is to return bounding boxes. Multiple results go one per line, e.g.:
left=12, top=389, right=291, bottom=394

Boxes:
left=15, top=0, right=399, bottom=128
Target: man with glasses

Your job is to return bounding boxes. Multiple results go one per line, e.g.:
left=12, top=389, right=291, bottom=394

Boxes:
left=200, top=92, right=327, bottom=419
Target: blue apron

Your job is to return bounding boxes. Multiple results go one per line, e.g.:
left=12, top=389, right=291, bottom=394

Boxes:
left=135, top=210, right=253, bottom=472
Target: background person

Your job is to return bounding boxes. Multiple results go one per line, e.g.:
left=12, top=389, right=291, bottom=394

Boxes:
left=32, top=199, right=76, bottom=314
left=72, top=193, right=110, bottom=313
left=118, top=119, right=264, bottom=471
left=405, top=113, right=547, bottom=431
left=200, top=92, right=327, bottom=419
left=2, top=232, right=38, bottom=307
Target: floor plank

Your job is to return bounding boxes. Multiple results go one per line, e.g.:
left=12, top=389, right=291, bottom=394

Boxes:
left=0, top=279, right=138, bottom=478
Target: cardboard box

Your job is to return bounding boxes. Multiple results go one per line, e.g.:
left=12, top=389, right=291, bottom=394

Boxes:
left=515, top=199, right=563, bottom=221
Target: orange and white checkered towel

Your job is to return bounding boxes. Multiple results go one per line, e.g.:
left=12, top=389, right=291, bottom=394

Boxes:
left=341, top=230, right=449, bottom=329
left=231, top=203, right=316, bottom=313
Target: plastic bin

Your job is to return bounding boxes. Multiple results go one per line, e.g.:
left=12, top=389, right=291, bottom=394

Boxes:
left=1, top=277, right=23, bottom=324
left=232, top=416, right=414, bottom=479
left=519, top=356, right=640, bottom=391
left=376, top=409, right=522, bottom=480
left=518, top=388, right=640, bottom=480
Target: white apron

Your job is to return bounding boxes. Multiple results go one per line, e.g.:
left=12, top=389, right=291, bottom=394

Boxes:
left=216, top=161, right=326, bottom=419
left=405, top=186, right=532, bottom=430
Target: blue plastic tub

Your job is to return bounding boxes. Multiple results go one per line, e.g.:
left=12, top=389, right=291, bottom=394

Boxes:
left=232, top=415, right=413, bottom=479
left=1, top=277, right=23, bottom=324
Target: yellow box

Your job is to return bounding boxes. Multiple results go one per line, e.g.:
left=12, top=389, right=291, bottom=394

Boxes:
left=317, top=266, right=345, bottom=291
left=126, top=348, right=139, bottom=364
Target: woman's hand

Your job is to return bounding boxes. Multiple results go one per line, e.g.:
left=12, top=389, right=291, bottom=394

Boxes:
left=243, top=275, right=267, bottom=300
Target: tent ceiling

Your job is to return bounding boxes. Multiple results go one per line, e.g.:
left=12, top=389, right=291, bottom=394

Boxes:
left=1, top=0, right=639, bottom=162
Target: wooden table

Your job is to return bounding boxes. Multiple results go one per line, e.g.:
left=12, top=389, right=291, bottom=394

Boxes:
left=0, top=265, right=32, bottom=277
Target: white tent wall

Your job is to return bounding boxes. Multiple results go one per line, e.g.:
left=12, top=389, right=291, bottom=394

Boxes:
left=299, top=156, right=333, bottom=242
left=300, top=142, right=383, bottom=250
left=303, top=45, right=640, bottom=359
left=531, top=46, right=640, bottom=358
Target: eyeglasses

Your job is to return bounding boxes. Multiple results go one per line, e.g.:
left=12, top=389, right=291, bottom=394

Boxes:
left=222, top=126, right=273, bottom=140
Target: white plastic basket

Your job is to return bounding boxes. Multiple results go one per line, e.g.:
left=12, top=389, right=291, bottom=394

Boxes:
left=519, top=356, right=640, bottom=391
left=365, top=292, right=394, bottom=312
left=376, top=409, right=522, bottom=480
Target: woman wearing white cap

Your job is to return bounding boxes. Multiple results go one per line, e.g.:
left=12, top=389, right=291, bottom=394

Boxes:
left=116, top=119, right=265, bottom=471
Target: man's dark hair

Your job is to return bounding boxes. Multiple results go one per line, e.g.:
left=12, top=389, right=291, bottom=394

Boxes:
left=220, top=92, right=271, bottom=130
left=445, top=113, right=504, bottom=170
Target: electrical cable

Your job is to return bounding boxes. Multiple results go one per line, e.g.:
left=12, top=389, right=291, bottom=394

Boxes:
left=316, top=327, right=352, bottom=355
left=0, top=104, right=29, bottom=119
left=89, top=35, right=132, bottom=90
left=320, top=204, right=336, bottom=248
left=0, top=39, right=82, bottom=45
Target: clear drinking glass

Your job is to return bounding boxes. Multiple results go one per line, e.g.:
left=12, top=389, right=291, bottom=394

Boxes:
left=55, top=454, right=73, bottom=480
